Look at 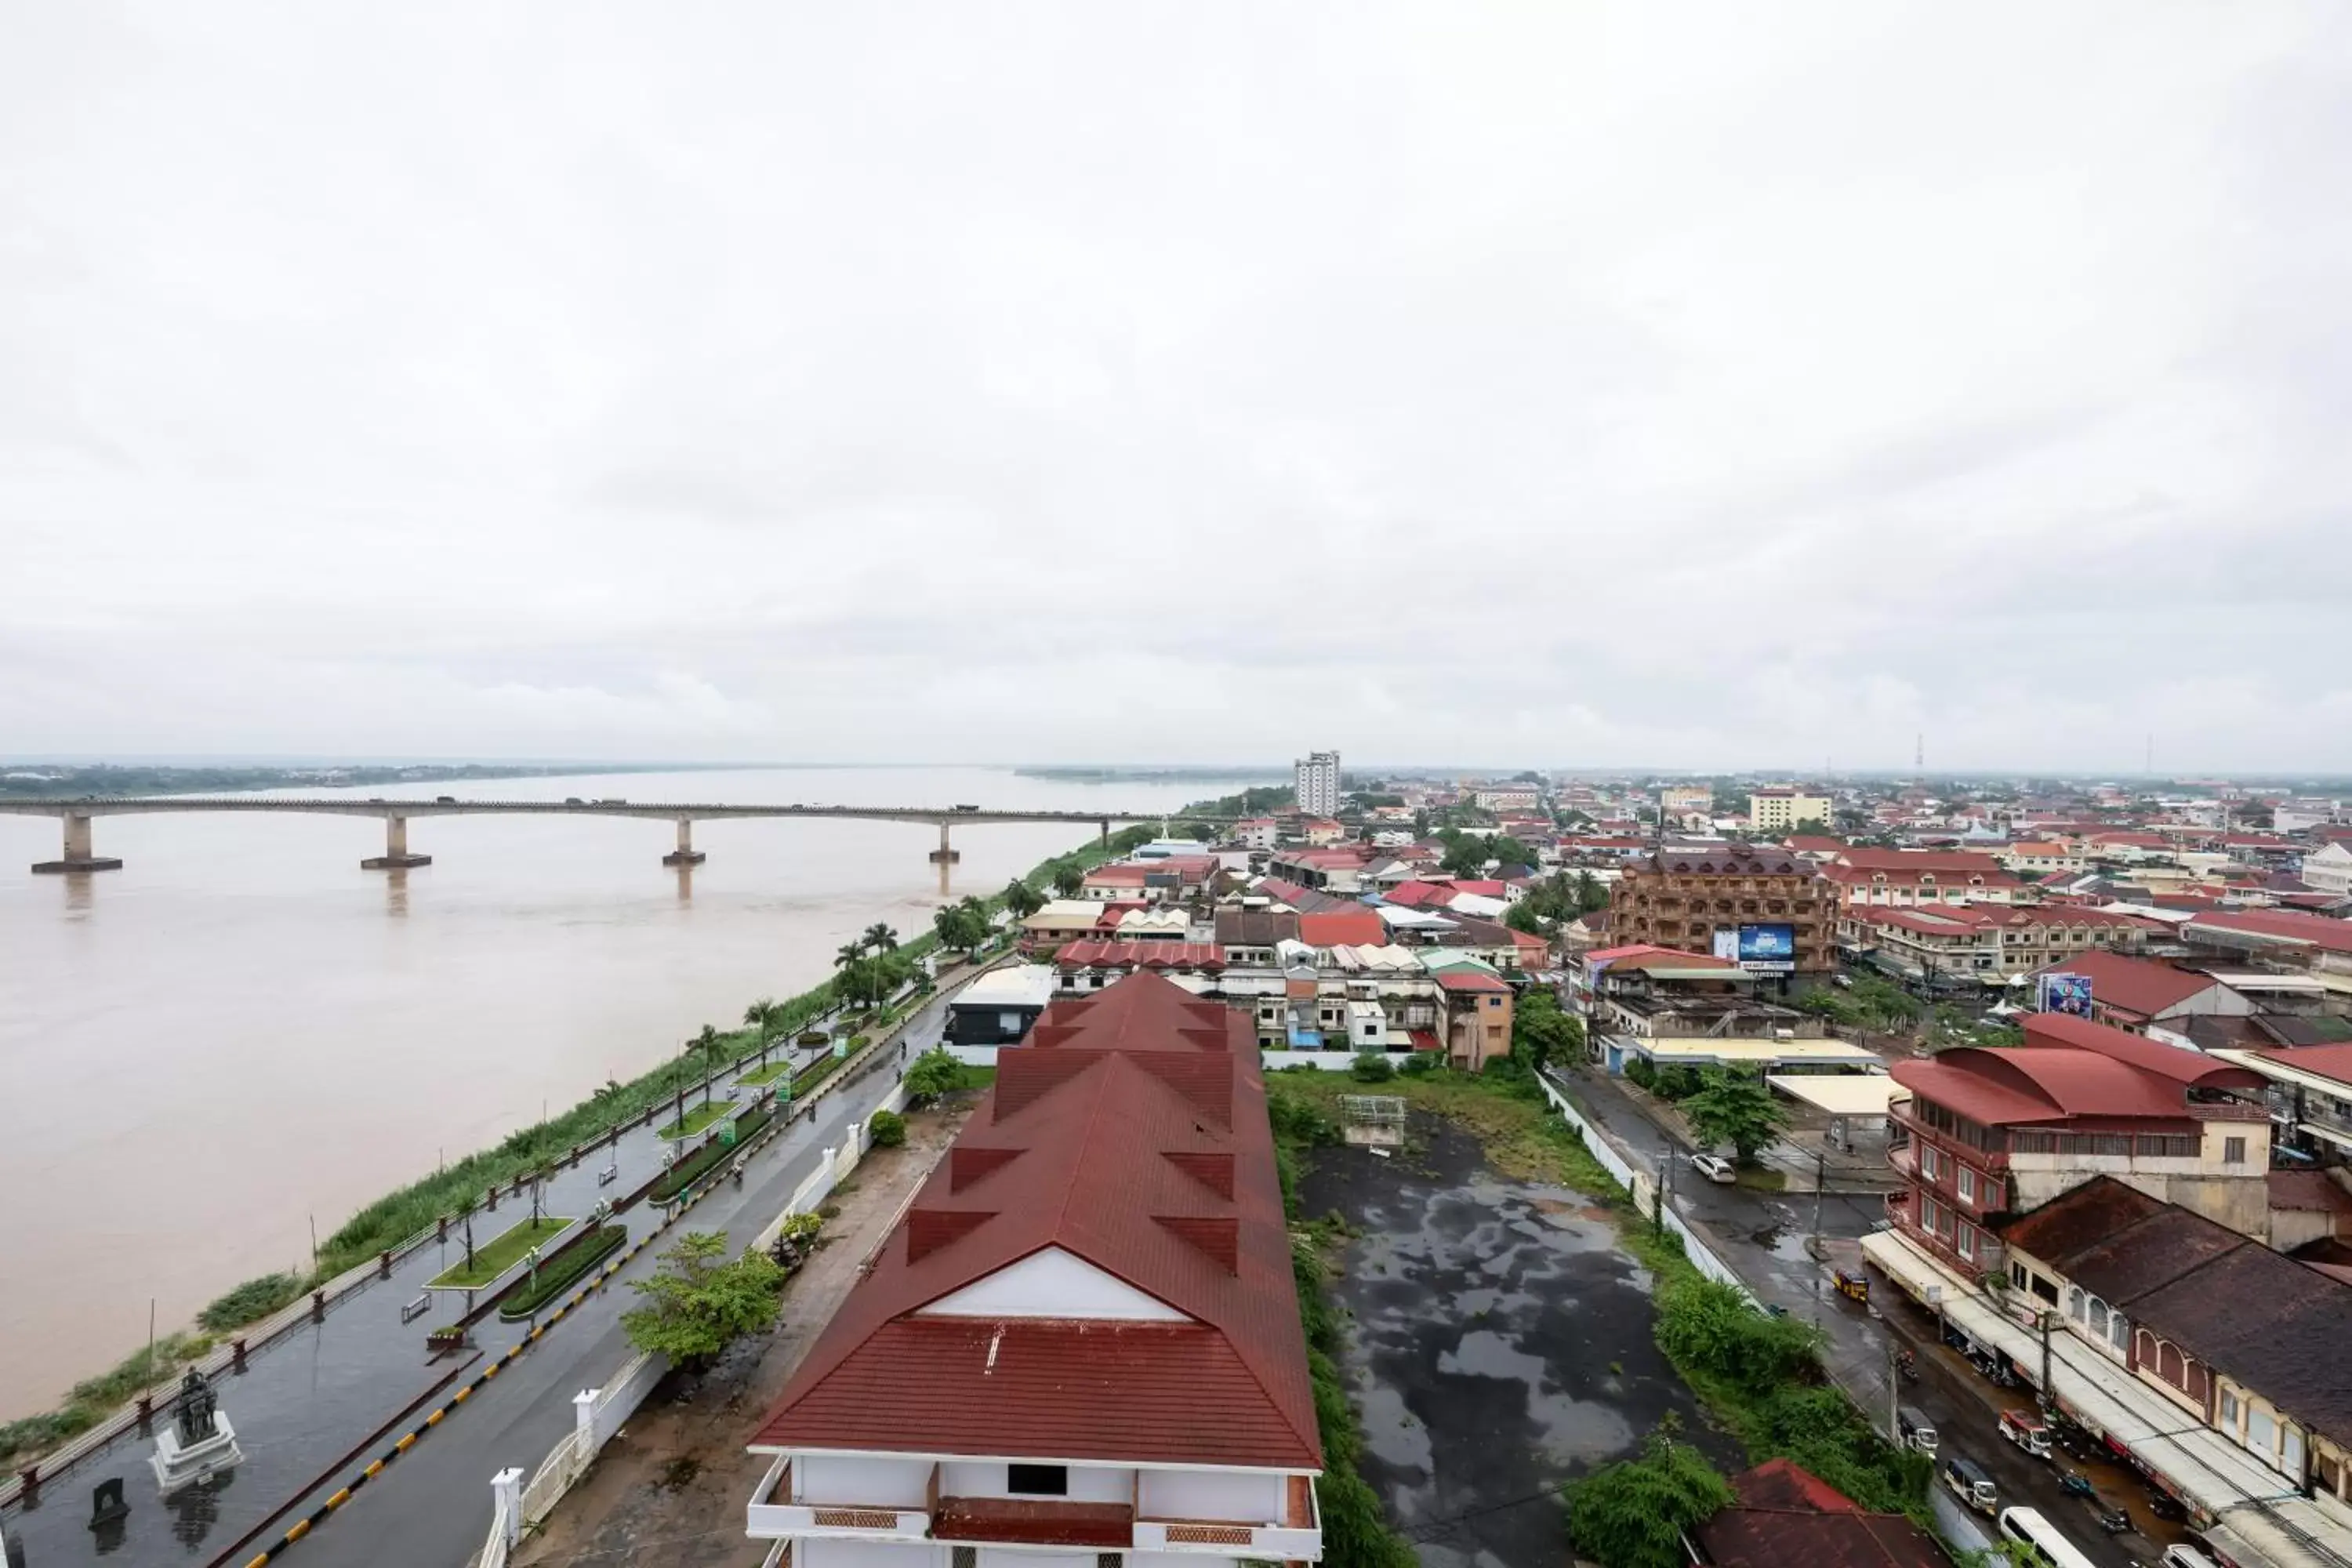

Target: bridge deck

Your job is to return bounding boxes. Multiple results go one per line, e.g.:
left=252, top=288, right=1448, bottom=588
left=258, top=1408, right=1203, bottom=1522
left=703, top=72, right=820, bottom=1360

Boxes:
left=0, top=797, right=1230, bottom=823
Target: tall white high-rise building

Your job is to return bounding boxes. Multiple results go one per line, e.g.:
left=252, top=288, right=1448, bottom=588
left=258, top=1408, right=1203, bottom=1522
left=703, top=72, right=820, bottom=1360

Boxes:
left=1294, top=750, right=1341, bottom=817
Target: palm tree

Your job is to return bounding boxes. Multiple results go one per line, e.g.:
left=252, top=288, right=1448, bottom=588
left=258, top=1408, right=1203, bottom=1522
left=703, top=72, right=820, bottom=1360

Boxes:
left=1003, top=878, right=1044, bottom=920
left=863, top=922, right=899, bottom=953
left=744, top=998, right=781, bottom=1069
left=1052, top=863, right=1084, bottom=898
left=834, top=940, right=866, bottom=970
left=694, top=1024, right=722, bottom=1104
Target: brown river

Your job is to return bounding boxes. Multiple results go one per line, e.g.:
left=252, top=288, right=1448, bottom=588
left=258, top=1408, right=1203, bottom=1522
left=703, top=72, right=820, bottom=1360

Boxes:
left=0, top=765, right=1232, bottom=1417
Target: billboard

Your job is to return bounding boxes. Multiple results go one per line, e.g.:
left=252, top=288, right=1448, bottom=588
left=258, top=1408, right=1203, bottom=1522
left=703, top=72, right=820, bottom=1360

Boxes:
left=1722, top=924, right=1795, bottom=974
left=2038, top=972, right=2094, bottom=1017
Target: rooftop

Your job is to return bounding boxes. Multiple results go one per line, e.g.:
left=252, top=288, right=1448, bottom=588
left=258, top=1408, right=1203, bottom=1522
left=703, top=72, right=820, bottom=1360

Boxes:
left=748, top=972, right=1319, bottom=1470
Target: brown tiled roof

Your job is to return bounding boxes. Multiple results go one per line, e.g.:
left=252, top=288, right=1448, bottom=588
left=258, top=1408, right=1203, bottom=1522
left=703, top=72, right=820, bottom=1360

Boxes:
left=1692, top=1460, right=1952, bottom=1568
left=2027, top=950, right=2226, bottom=1019
left=1214, top=909, right=1298, bottom=948
left=749, top=971, right=1319, bottom=1469
left=1999, top=1176, right=2167, bottom=1266
left=2126, top=1243, right=2352, bottom=1442
left=2268, top=1170, right=2352, bottom=1216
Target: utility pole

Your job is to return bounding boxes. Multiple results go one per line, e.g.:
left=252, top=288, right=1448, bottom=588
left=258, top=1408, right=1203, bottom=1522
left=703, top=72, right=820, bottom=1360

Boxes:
left=1887, top=1335, right=1902, bottom=1444
left=1656, top=1140, right=1673, bottom=1236
left=1810, top=1143, right=1827, bottom=1327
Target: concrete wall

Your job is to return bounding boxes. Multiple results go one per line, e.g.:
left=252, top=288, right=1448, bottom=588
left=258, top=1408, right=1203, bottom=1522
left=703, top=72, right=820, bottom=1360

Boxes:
left=1263, top=1051, right=1421, bottom=1072
left=1136, top=1468, right=1284, bottom=1521
left=799, top=1455, right=932, bottom=1508
left=938, top=1461, right=1134, bottom=1504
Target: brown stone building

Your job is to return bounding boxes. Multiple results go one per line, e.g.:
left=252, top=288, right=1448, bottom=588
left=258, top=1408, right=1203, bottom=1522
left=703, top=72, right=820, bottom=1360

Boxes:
left=1608, top=844, right=1836, bottom=974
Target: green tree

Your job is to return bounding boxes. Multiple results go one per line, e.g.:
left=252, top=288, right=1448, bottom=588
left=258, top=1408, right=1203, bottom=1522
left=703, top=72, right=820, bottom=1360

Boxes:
left=1186, top=821, right=1217, bottom=841
left=743, top=998, right=782, bottom=1068
left=693, top=1024, right=724, bottom=1103
left=1681, top=1069, right=1788, bottom=1163
left=1573, top=870, right=1608, bottom=914
left=863, top=922, right=899, bottom=953
left=833, top=939, right=866, bottom=970
left=1512, top=990, right=1583, bottom=1076
left=1002, top=878, right=1045, bottom=919
left=1504, top=899, right=1546, bottom=935
left=1563, top=1421, right=1733, bottom=1568
left=933, top=900, right=990, bottom=953
left=620, top=1232, right=787, bottom=1366
left=868, top=1109, right=907, bottom=1147
left=1490, top=834, right=1534, bottom=868
left=902, top=1046, right=967, bottom=1106
left=1440, top=835, right=1492, bottom=877
left=1052, top=863, right=1085, bottom=897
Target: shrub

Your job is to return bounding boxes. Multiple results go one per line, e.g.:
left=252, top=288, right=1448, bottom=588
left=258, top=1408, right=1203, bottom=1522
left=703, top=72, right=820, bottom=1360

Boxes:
left=1624, top=1056, right=1658, bottom=1090
left=497, top=1224, right=628, bottom=1319
left=1349, top=1051, right=1395, bottom=1083
left=648, top=1105, right=773, bottom=1203
left=1564, top=1423, right=1733, bottom=1568
left=1653, top=1273, right=1820, bottom=1398
left=1399, top=1051, right=1438, bottom=1076
left=198, top=1272, right=306, bottom=1333
left=868, top=1109, right=907, bottom=1148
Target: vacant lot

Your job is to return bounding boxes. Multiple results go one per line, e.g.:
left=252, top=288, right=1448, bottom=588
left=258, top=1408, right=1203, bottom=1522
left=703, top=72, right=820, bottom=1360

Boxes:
left=1299, top=1111, right=1732, bottom=1568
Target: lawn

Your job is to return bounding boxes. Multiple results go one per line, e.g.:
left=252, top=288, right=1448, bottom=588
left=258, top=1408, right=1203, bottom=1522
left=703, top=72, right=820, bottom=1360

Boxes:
left=427, top=1215, right=573, bottom=1290
left=656, top=1101, right=737, bottom=1141
left=735, top=1061, right=791, bottom=1089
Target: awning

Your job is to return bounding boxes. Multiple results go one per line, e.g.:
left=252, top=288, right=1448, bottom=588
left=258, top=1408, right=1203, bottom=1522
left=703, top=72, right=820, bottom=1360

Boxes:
left=2300, top=1120, right=2352, bottom=1154
left=1861, top=1231, right=2346, bottom=1568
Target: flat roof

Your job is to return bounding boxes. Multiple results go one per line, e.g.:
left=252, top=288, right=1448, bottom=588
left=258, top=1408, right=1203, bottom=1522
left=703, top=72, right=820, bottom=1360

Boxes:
left=2198, top=971, right=2328, bottom=993
left=1634, top=1036, right=1886, bottom=1067
left=949, top=964, right=1058, bottom=1010
left=1766, top=1073, right=1903, bottom=1117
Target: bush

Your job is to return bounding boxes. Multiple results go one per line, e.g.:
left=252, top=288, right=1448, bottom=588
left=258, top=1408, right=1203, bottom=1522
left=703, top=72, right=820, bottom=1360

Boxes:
left=1624, top=1056, right=1657, bottom=1090
left=648, top=1105, right=774, bottom=1203
left=198, top=1272, right=306, bottom=1333
left=497, top=1224, right=628, bottom=1319
left=869, top=1109, right=907, bottom=1147
left=1399, top=1051, right=1438, bottom=1076
left=1564, top=1424, right=1733, bottom=1568
left=1653, top=1273, right=1820, bottom=1398
left=1349, top=1051, right=1395, bottom=1083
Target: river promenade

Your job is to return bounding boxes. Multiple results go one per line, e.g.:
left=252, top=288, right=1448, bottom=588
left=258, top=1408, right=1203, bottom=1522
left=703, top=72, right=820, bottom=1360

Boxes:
left=0, top=963, right=983, bottom=1568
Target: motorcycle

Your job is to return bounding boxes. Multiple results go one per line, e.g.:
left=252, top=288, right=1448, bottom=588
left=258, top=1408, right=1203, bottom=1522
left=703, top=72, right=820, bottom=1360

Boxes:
left=2096, top=1504, right=2133, bottom=1534
left=1897, top=1351, right=1918, bottom=1382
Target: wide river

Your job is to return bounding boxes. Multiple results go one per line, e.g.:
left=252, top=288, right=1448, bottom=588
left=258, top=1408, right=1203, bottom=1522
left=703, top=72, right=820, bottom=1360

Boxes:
left=0, top=764, right=1238, bottom=1417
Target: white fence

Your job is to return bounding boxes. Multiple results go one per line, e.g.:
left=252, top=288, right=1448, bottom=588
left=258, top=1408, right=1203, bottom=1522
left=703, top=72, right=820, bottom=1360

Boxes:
left=1537, top=1074, right=1756, bottom=1307
left=1263, top=1051, right=1421, bottom=1073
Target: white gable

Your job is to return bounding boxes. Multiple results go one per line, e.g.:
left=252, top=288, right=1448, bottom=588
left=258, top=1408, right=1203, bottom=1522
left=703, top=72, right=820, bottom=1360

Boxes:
left=916, top=1246, right=1189, bottom=1321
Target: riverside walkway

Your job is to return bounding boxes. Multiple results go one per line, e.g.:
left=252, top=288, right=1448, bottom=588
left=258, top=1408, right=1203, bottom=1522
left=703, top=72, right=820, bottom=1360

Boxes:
left=0, top=976, right=971, bottom=1568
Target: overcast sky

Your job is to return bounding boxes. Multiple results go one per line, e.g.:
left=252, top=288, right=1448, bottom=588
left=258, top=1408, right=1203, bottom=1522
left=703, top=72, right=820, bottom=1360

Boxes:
left=4, top=4, right=2348, bottom=774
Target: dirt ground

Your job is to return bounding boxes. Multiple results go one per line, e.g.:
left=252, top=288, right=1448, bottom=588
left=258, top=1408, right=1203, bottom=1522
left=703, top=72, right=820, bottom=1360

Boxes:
left=1299, top=1112, right=1735, bottom=1568
left=514, top=1098, right=973, bottom=1568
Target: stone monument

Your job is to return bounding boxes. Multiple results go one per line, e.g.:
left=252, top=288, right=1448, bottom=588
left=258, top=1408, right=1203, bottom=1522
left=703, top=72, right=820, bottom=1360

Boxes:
left=150, top=1367, right=245, bottom=1495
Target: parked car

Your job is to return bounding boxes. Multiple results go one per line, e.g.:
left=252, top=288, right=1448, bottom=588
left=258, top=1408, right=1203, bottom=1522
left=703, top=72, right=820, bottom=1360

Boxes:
left=2146, top=1488, right=2189, bottom=1523
left=1897, top=1406, right=1938, bottom=1455
left=1942, top=1455, right=1998, bottom=1515
left=1690, top=1152, right=1736, bottom=1184
left=2161, top=1546, right=2218, bottom=1568
left=2000, top=1408, right=2053, bottom=1459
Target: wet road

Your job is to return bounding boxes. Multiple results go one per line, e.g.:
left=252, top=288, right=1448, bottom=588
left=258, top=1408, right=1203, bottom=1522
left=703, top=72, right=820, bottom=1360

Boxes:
left=1299, top=1114, right=1733, bottom=1568
left=1, top=985, right=955, bottom=1568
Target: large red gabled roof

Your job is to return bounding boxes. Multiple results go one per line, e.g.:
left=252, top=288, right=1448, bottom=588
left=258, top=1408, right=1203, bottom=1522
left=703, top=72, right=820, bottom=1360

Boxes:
left=2028, top=949, right=2221, bottom=1018
left=2022, top=1011, right=2266, bottom=1094
left=750, top=971, right=1320, bottom=1471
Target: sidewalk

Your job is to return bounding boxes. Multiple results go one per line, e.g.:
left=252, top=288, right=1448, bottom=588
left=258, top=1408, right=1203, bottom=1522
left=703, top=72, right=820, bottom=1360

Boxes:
left=511, top=1096, right=975, bottom=1568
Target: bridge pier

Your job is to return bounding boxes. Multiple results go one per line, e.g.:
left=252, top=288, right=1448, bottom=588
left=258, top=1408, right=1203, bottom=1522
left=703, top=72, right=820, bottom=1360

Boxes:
left=31, top=813, right=123, bottom=873
left=928, top=822, right=960, bottom=895
left=361, top=815, right=432, bottom=870
left=662, top=818, right=706, bottom=866
left=1098, top=818, right=1109, bottom=848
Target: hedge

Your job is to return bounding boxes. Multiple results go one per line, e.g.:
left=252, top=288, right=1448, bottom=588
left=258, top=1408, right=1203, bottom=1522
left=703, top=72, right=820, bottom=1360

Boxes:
left=497, top=1225, right=629, bottom=1319
left=649, top=1105, right=775, bottom=1203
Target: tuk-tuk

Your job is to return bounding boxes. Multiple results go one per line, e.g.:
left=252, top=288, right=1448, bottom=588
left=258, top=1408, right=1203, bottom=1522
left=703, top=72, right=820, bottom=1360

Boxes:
left=1898, top=1406, right=1938, bottom=1455
left=2000, top=1408, right=2053, bottom=1459
left=1833, top=1268, right=1870, bottom=1303
left=1942, top=1454, right=1998, bottom=1515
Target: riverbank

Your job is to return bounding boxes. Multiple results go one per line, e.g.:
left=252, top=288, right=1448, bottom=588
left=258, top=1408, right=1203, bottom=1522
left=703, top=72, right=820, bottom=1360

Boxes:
left=0, top=820, right=1152, bottom=1463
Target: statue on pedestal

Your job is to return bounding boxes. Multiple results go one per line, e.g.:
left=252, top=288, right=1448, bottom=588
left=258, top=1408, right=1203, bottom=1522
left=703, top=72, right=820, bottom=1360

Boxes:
left=150, top=1367, right=245, bottom=1497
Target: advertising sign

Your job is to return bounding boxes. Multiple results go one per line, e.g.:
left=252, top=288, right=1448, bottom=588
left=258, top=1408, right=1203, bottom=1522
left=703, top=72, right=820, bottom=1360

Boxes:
left=1736, top=923, right=1797, bottom=974
left=2038, top=973, right=2094, bottom=1018
left=1711, top=929, right=1740, bottom=964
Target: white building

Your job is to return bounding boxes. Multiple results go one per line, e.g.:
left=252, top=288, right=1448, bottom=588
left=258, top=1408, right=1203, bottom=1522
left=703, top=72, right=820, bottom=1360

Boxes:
left=745, top=973, right=1324, bottom=1568
left=1293, top=751, right=1340, bottom=819
left=2303, top=841, right=2352, bottom=898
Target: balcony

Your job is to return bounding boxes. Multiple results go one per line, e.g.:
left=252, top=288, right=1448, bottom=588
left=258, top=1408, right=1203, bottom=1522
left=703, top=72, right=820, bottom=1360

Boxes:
left=935, top=1496, right=1134, bottom=1548
left=746, top=1458, right=932, bottom=1543
left=1136, top=1474, right=1323, bottom=1560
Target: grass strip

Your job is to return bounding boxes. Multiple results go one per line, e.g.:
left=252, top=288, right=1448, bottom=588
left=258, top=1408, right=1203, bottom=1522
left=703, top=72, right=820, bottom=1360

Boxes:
left=649, top=1105, right=775, bottom=1203
left=735, top=1061, right=791, bottom=1088
left=427, top=1216, right=573, bottom=1290
left=655, top=1102, right=736, bottom=1141
left=497, top=1225, right=629, bottom=1319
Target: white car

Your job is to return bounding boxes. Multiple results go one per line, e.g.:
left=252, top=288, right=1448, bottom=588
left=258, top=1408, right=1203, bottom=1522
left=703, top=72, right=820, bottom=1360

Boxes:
left=1690, top=1152, right=1737, bottom=1184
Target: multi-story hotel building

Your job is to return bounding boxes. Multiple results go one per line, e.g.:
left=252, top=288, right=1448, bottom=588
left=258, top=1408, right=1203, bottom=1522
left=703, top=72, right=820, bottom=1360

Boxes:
left=1607, top=845, right=1836, bottom=974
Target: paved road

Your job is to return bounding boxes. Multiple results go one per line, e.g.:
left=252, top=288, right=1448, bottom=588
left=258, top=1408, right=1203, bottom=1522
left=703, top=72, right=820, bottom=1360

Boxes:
left=0, top=982, right=957, bottom=1568
left=1557, top=1065, right=2175, bottom=1568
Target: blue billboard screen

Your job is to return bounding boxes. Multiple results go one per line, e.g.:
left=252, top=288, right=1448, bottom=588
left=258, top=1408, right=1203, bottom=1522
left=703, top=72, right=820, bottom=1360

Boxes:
left=1737, top=924, right=1795, bottom=971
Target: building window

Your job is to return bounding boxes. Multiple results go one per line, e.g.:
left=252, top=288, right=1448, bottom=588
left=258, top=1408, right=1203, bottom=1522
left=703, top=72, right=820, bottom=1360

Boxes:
left=2009, top=1261, right=2027, bottom=1290
left=1957, top=1166, right=1975, bottom=1203
left=1957, top=1224, right=1976, bottom=1261
left=2222, top=1388, right=2241, bottom=1431
left=1008, top=1465, right=1069, bottom=1497
left=2088, top=1298, right=2108, bottom=1338
left=2109, top=1313, right=2129, bottom=1352
left=2224, top=1137, right=2247, bottom=1165
left=1920, top=1145, right=1940, bottom=1180
left=955, top=1550, right=978, bottom=1568
left=2067, top=1286, right=2086, bottom=1323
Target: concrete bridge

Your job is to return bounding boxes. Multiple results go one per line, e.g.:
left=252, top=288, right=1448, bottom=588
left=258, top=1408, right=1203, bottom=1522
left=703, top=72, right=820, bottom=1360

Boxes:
left=1, top=797, right=1233, bottom=886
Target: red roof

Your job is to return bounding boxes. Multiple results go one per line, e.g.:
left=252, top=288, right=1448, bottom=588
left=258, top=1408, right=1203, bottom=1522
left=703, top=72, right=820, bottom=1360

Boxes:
left=1832, top=848, right=2010, bottom=875
left=749, top=972, right=1319, bottom=1469
left=2028, top=950, right=2226, bottom=1020
left=2022, top=1012, right=2266, bottom=1093
left=1892, top=1046, right=2190, bottom=1126
left=1434, top=968, right=1512, bottom=994
left=1381, top=881, right=1455, bottom=908
left=1696, top=1460, right=1951, bottom=1568
left=2253, top=1044, right=2352, bottom=1088
left=1295, top=911, right=1388, bottom=948
left=1054, top=941, right=1226, bottom=971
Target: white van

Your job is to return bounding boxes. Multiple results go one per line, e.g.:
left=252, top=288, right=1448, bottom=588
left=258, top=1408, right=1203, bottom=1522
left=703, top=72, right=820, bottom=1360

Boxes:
left=2161, top=1548, right=2217, bottom=1568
